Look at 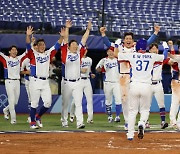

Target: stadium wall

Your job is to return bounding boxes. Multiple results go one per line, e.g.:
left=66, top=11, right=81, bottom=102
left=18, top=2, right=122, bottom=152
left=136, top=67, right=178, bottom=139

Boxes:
left=0, top=34, right=179, bottom=51
left=0, top=85, right=172, bottom=114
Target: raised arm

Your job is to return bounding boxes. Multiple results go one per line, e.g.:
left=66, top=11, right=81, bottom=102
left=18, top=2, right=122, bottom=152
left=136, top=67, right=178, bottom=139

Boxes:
left=26, top=26, right=34, bottom=44
left=147, top=25, right=160, bottom=46
left=162, top=41, right=169, bottom=60
left=63, top=20, right=72, bottom=44
left=58, top=27, right=65, bottom=44
left=100, top=27, right=111, bottom=47
left=81, top=20, right=92, bottom=46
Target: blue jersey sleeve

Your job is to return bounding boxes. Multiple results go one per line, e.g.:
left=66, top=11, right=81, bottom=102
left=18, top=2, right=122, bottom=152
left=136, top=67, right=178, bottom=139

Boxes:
left=103, top=36, right=111, bottom=48
left=147, top=34, right=157, bottom=46
left=26, top=43, right=31, bottom=51
left=54, top=41, right=61, bottom=51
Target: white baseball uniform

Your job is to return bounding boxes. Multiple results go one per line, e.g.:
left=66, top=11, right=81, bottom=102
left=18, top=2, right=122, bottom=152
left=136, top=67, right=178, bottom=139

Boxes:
left=169, top=56, right=180, bottom=129
left=96, top=57, right=122, bottom=121
left=0, top=51, right=26, bottom=124
left=151, top=61, right=167, bottom=124
left=21, top=58, right=31, bottom=105
left=61, top=43, right=86, bottom=128
left=25, top=42, right=59, bottom=126
left=70, top=56, right=94, bottom=122
left=118, top=52, right=164, bottom=139
left=117, top=45, right=136, bottom=125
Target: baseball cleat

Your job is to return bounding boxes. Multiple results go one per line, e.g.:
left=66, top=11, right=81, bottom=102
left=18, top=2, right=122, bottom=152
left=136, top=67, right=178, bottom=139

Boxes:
left=108, top=116, right=113, bottom=123
left=161, top=122, right=168, bottom=129
left=87, top=120, right=94, bottom=124
left=77, top=124, right=85, bottom=129
left=27, top=117, right=31, bottom=123
left=62, top=124, right=69, bottom=128
left=69, top=117, right=74, bottom=123
left=11, top=121, right=16, bottom=125
left=138, top=125, right=144, bottom=139
left=36, top=119, right=43, bottom=128
left=114, top=116, right=120, bottom=122
left=3, top=108, right=9, bottom=120
left=127, top=138, right=133, bottom=141
left=62, top=121, right=69, bottom=128
left=171, top=124, right=178, bottom=130
left=30, top=124, right=39, bottom=129
left=145, top=121, right=150, bottom=128
left=124, top=123, right=128, bottom=131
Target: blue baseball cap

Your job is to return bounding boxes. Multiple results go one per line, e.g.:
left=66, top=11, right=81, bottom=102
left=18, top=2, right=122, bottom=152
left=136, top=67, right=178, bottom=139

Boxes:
left=136, top=38, right=147, bottom=51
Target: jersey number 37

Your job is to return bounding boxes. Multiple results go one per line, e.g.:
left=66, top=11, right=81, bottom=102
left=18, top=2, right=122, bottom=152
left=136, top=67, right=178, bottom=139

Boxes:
left=136, top=60, right=149, bottom=71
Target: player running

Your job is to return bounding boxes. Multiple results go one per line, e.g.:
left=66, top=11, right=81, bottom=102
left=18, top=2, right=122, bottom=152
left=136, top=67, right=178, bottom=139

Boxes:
left=100, top=25, right=160, bottom=130
left=148, top=42, right=169, bottom=129
left=168, top=53, right=180, bottom=130
left=96, top=46, right=122, bottom=123
left=0, top=45, right=26, bottom=124
left=61, top=20, right=92, bottom=129
left=69, top=47, right=95, bottom=124
left=25, top=26, right=64, bottom=129
left=118, top=38, right=168, bottom=140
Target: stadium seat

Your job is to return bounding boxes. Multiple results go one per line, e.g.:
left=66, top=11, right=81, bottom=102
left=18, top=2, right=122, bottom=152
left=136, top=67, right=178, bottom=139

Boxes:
left=0, top=0, right=179, bottom=37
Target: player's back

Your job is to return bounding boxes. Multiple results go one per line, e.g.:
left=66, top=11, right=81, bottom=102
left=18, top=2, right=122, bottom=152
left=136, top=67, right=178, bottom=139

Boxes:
left=118, top=52, right=164, bottom=84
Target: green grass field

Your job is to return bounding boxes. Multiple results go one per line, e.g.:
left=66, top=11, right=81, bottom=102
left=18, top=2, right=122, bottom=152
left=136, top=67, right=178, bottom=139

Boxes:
left=0, top=113, right=172, bottom=132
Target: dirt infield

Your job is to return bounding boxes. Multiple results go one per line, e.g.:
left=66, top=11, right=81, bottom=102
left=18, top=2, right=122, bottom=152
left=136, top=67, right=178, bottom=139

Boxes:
left=0, top=132, right=180, bottom=154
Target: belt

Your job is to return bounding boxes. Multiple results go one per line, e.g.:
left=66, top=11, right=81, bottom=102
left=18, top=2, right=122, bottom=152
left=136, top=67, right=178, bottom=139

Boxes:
left=64, top=78, right=80, bottom=82
left=120, top=73, right=130, bottom=74
left=81, top=77, right=89, bottom=80
left=6, top=78, right=19, bottom=80
left=33, top=76, right=48, bottom=80
left=152, top=80, right=161, bottom=85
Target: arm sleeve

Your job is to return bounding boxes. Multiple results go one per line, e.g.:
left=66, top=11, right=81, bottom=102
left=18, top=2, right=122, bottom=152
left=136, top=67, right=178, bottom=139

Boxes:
left=163, top=49, right=168, bottom=60
left=103, top=36, right=111, bottom=48
left=54, top=41, right=61, bottom=51
left=96, top=58, right=105, bottom=69
left=0, top=51, right=7, bottom=59
left=147, top=34, right=157, bottom=46
left=61, top=43, right=68, bottom=64
left=26, top=43, right=31, bottom=51
left=173, top=56, right=180, bottom=62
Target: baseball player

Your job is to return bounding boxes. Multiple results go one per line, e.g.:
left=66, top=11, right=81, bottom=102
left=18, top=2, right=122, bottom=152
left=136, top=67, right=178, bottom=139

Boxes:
left=96, top=46, right=122, bottom=123
left=118, top=38, right=167, bottom=140
left=146, top=42, right=169, bottom=129
left=61, top=20, right=92, bottom=129
left=20, top=39, right=38, bottom=123
left=20, top=57, right=31, bottom=122
left=25, top=26, right=64, bottom=129
left=168, top=53, right=180, bottom=130
left=69, top=48, right=95, bottom=124
left=0, top=45, right=26, bottom=124
left=100, top=25, right=160, bottom=130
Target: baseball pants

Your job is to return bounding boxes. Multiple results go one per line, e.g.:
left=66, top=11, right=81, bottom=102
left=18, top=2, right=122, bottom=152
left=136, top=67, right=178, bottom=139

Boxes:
left=61, top=79, right=84, bottom=127
left=169, top=80, right=180, bottom=126
left=4, top=79, right=20, bottom=123
left=127, top=82, right=152, bottom=139
left=119, top=74, right=130, bottom=124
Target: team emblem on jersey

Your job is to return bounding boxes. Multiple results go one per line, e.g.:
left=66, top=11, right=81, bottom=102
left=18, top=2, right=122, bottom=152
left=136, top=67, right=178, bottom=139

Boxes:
left=105, top=62, right=118, bottom=68
left=81, top=61, right=91, bottom=67
left=67, top=54, right=79, bottom=62
left=8, top=60, right=20, bottom=67
left=36, top=56, right=49, bottom=63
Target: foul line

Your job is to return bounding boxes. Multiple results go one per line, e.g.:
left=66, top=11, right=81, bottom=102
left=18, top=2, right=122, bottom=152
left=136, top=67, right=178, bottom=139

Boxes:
left=0, top=130, right=179, bottom=134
